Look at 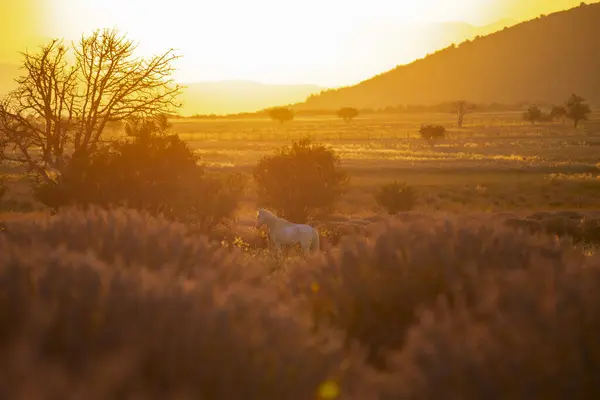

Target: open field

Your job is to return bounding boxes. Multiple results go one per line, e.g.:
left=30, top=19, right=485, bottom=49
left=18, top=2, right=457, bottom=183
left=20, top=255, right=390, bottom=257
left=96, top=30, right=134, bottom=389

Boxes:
left=2, top=111, right=600, bottom=218
left=178, top=111, right=600, bottom=216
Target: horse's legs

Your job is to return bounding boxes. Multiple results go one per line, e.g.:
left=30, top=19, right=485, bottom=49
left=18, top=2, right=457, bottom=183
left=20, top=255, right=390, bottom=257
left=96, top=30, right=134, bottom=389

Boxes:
left=301, top=240, right=311, bottom=256
left=303, top=245, right=311, bottom=256
left=272, top=240, right=282, bottom=255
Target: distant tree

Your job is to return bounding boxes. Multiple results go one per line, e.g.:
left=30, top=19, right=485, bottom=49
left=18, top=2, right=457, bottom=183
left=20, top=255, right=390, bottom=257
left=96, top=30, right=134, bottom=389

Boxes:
left=336, top=107, right=359, bottom=122
left=549, top=105, right=567, bottom=122
left=253, top=137, right=348, bottom=223
left=565, top=93, right=591, bottom=128
left=267, top=107, right=294, bottom=124
left=0, top=29, right=181, bottom=185
left=523, top=106, right=543, bottom=124
left=419, top=124, right=446, bottom=146
left=452, top=101, right=476, bottom=128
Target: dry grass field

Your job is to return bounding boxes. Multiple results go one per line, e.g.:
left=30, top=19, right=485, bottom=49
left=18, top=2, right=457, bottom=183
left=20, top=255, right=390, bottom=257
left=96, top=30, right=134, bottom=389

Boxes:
left=2, top=110, right=600, bottom=219
left=168, top=111, right=600, bottom=218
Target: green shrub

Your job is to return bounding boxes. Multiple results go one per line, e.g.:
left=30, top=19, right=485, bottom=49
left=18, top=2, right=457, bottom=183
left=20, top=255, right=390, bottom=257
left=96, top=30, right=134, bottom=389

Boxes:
left=374, top=181, right=417, bottom=214
left=253, top=137, right=349, bottom=223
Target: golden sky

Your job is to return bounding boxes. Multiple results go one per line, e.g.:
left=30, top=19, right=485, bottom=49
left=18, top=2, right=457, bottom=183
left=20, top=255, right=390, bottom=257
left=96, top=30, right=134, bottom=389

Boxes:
left=1, top=0, right=591, bottom=87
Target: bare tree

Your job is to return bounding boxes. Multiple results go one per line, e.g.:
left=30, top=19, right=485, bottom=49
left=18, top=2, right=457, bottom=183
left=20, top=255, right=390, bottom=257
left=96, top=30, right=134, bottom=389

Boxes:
left=0, top=28, right=182, bottom=183
left=565, top=93, right=591, bottom=128
left=452, top=100, right=476, bottom=128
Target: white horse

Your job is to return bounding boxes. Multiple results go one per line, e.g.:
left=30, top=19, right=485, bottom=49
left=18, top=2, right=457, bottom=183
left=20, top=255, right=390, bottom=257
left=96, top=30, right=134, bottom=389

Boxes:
left=256, top=208, right=320, bottom=255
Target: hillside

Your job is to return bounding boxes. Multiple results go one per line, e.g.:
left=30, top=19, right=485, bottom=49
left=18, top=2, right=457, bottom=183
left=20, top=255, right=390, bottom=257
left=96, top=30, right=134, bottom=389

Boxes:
left=178, top=81, right=323, bottom=116
left=297, top=2, right=600, bottom=110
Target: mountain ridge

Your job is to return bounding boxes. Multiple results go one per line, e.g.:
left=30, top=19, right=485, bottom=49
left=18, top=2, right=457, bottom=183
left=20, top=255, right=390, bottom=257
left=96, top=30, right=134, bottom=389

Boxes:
left=296, top=2, right=600, bottom=110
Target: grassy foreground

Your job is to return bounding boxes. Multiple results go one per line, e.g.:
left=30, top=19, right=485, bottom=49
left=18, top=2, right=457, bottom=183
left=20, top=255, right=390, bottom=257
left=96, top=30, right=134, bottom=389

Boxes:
left=1, top=207, right=600, bottom=399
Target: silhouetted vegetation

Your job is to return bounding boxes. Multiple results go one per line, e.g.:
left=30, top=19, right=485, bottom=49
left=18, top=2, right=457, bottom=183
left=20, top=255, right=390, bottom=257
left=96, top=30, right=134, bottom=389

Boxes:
left=565, top=93, right=592, bottom=128
left=550, top=105, right=567, bottom=121
left=253, top=138, right=348, bottom=223
left=0, top=29, right=181, bottom=185
left=523, top=105, right=543, bottom=124
left=419, top=124, right=446, bottom=145
left=267, top=106, right=295, bottom=124
left=186, top=100, right=579, bottom=120
left=453, top=100, right=476, bottom=128
left=336, top=107, right=359, bottom=122
left=33, top=116, right=243, bottom=232
left=374, top=181, right=417, bottom=214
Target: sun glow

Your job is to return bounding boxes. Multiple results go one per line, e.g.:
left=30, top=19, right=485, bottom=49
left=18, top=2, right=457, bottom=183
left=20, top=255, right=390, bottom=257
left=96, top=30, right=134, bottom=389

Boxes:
left=30, top=0, right=590, bottom=86
left=46, top=0, right=493, bottom=86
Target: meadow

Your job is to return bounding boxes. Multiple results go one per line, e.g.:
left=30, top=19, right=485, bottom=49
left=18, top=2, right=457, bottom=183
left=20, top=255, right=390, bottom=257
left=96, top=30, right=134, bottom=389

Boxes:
left=2, top=110, right=600, bottom=398
left=4, top=110, right=600, bottom=217
left=170, top=111, right=600, bottom=217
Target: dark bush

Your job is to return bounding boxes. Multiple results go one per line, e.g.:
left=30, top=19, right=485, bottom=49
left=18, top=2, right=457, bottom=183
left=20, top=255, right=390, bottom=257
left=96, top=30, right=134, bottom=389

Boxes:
left=0, top=237, right=376, bottom=399
left=267, top=107, right=294, bottom=124
left=33, top=121, right=243, bottom=232
left=287, top=215, right=582, bottom=369
left=336, top=107, right=359, bottom=122
left=419, top=124, right=446, bottom=145
left=374, top=181, right=417, bottom=214
left=505, top=213, right=600, bottom=247
left=253, top=137, right=349, bottom=223
left=523, top=105, right=543, bottom=124
left=163, top=170, right=245, bottom=232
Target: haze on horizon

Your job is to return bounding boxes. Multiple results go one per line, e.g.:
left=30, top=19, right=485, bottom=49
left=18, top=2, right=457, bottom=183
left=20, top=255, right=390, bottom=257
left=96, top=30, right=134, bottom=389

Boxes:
left=1, top=0, right=591, bottom=88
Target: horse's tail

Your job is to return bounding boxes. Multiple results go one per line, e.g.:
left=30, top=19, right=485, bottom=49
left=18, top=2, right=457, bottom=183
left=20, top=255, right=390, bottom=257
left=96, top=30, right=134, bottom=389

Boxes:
left=311, top=227, right=320, bottom=252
